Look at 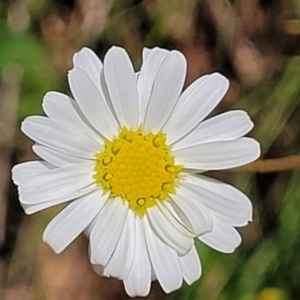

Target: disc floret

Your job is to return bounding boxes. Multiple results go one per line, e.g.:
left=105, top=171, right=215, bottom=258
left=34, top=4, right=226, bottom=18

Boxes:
left=94, top=127, right=182, bottom=216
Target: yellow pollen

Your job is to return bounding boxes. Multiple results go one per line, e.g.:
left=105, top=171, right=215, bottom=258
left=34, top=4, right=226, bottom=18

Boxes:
left=137, top=198, right=146, bottom=206
left=104, top=173, right=113, bottom=180
left=153, top=136, right=162, bottom=147
left=103, top=157, right=111, bottom=165
left=166, top=165, right=176, bottom=173
left=93, top=127, right=183, bottom=216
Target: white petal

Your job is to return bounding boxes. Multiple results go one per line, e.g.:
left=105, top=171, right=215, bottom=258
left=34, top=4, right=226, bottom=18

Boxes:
left=43, top=189, right=108, bottom=254
left=90, top=198, right=128, bottom=266
left=22, top=184, right=97, bottom=214
left=19, top=162, right=94, bottom=205
left=12, top=160, right=53, bottom=185
left=73, top=47, right=102, bottom=88
left=199, top=218, right=242, bottom=253
left=164, top=73, right=229, bottom=144
left=42, top=91, right=100, bottom=141
left=142, top=47, right=152, bottom=62
left=123, top=217, right=151, bottom=297
left=173, top=110, right=254, bottom=150
left=184, top=174, right=253, bottom=226
left=137, top=47, right=169, bottom=122
left=32, top=145, right=88, bottom=167
left=68, top=67, right=117, bottom=139
left=170, top=185, right=214, bottom=236
left=147, top=204, right=193, bottom=255
left=92, top=264, right=109, bottom=278
left=161, top=200, right=195, bottom=233
left=151, top=265, right=157, bottom=281
left=103, top=46, right=139, bottom=129
left=143, top=50, right=187, bottom=134
left=179, top=246, right=202, bottom=285
left=99, top=70, right=117, bottom=121
left=22, top=116, right=101, bottom=159
left=144, top=217, right=182, bottom=293
left=104, top=209, right=136, bottom=279
left=174, top=138, right=260, bottom=170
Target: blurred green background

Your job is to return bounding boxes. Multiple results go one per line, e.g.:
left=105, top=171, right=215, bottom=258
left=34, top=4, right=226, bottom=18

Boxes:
left=0, top=0, right=300, bottom=299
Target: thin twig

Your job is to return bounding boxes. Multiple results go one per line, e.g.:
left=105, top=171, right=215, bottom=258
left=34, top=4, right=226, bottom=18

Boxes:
left=233, top=155, right=300, bottom=173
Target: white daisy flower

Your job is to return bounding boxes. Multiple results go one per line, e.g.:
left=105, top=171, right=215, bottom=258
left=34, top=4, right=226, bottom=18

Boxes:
left=12, top=46, right=260, bottom=297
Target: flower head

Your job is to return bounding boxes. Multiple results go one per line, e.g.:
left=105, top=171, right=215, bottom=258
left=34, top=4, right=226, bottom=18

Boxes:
left=12, top=46, right=260, bottom=297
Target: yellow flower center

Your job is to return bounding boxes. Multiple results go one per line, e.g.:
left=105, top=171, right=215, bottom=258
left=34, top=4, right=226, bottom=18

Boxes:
left=94, top=128, right=182, bottom=216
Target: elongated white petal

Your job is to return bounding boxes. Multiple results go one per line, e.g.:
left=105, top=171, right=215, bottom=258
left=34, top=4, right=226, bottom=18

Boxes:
left=124, top=217, right=151, bottom=297
left=199, top=218, right=242, bottom=253
left=12, top=160, right=54, bottom=185
left=137, top=47, right=169, bottom=122
left=75, top=59, right=112, bottom=128
left=19, top=162, right=94, bottom=205
left=99, top=70, right=117, bottom=122
left=42, top=91, right=100, bottom=141
left=43, top=189, right=108, bottom=254
left=179, top=246, right=202, bottom=285
left=150, top=265, right=157, bottom=281
left=90, top=198, right=128, bottom=266
left=164, top=73, right=229, bottom=144
left=175, top=138, right=260, bottom=170
left=104, top=47, right=139, bottom=129
left=143, top=50, right=187, bottom=133
left=22, top=184, right=97, bottom=214
left=170, top=185, right=214, bottom=236
left=33, top=145, right=89, bottom=167
left=104, top=210, right=136, bottom=279
left=144, top=217, right=182, bottom=293
left=92, top=264, right=109, bottom=278
left=68, top=67, right=117, bottom=139
left=73, top=47, right=102, bottom=88
left=184, top=174, right=253, bottom=225
left=147, top=204, right=193, bottom=255
left=173, top=110, right=253, bottom=150
left=142, top=47, right=152, bottom=62
left=22, top=116, right=100, bottom=158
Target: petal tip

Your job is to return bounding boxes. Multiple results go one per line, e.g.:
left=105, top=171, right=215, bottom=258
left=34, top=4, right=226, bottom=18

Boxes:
left=42, top=233, right=62, bottom=254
